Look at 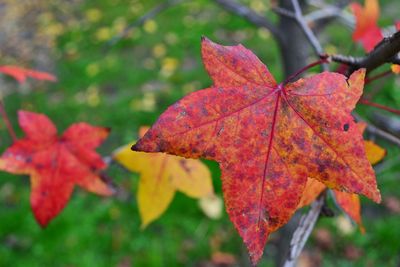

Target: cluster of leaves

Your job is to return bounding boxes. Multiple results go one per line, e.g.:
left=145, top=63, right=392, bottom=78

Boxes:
left=351, top=0, right=400, bottom=73
left=0, top=67, right=215, bottom=228
left=133, top=37, right=381, bottom=264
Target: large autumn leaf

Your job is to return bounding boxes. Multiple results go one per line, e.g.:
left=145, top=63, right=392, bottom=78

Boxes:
left=113, top=127, right=213, bottom=228
left=0, top=111, right=114, bottom=226
left=0, top=65, right=57, bottom=84
left=132, top=37, right=380, bottom=264
left=298, top=125, right=386, bottom=232
left=350, top=0, right=383, bottom=52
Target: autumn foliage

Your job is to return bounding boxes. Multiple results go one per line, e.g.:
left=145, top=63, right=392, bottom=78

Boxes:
left=113, top=127, right=214, bottom=228
left=133, top=37, right=380, bottom=264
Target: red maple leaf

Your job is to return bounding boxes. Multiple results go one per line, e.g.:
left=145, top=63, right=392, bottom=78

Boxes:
left=0, top=65, right=57, bottom=84
left=0, top=111, right=114, bottom=226
left=350, top=0, right=383, bottom=52
left=132, top=38, right=381, bottom=264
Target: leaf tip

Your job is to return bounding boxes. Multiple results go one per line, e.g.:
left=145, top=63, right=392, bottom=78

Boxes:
left=131, top=143, right=140, bottom=152
left=368, top=188, right=382, bottom=204
left=33, top=212, right=51, bottom=228
left=248, top=250, right=263, bottom=267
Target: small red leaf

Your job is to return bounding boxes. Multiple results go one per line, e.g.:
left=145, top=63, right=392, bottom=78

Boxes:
left=350, top=0, right=383, bottom=52
left=133, top=38, right=380, bottom=264
left=0, top=111, right=113, bottom=227
left=0, top=65, right=57, bottom=84
left=334, top=191, right=365, bottom=233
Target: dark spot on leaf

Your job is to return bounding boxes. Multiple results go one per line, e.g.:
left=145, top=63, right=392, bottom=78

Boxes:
left=321, top=205, right=335, bottom=217
left=343, top=123, right=349, bottom=131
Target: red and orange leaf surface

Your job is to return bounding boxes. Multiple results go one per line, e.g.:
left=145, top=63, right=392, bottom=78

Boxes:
left=132, top=38, right=381, bottom=264
left=0, top=111, right=114, bottom=226
left=0, top=65, right=57, bottom=84
left=350, top=0, right=383, bottom=52
left=112, top=127, right=214, bottom=229
left=299, top=125, right=386, bottom=232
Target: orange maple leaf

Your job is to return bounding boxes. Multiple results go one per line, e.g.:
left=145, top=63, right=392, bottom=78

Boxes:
left=0, top=111, right=114, bottom=226
left=132, top=38, right=381, bottom=264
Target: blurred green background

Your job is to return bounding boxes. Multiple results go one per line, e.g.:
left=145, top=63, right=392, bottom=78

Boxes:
left=0, top=0, right=400, bottom=266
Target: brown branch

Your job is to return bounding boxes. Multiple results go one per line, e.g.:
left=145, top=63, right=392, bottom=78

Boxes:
left=330, top=31, right=400, bottom=74
left=283, top=194, right=325, bottom=267
left=213, top=0, right=283, bottom=43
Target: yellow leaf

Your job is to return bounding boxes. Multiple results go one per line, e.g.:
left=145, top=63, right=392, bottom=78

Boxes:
left=199, top=194, right=223, bottom=219
left=391, top=64, right=400, bottom=74
left=143, top=19, right=157, bottom=33
left=85, top=8, right=102, bottom=23
left=112, top=129, right=213, bottom=228
left=95, top=27, right=111, bottom=41
left=364, top=140, right=386, bottom=165
left=152, top=43, right=166, bottom=58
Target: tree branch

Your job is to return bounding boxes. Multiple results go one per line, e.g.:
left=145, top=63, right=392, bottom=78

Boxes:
left=273, top=0, right=328, bottom=70
left=283, top=194, right=325, bottom=267
left=305, top=1, right=354, bottom=29
left=213, top=0, right=283, bottom=43
left=331, top=31, right=400, bottom=73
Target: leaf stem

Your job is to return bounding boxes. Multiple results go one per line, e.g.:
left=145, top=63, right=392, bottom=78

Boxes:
left=358, top=98, right=400, bottom=115
left=0, top=99, right=17, bottom=142
left=365, top=69, right=393, bottom=84
left=283, top=57, right=329, bottom=85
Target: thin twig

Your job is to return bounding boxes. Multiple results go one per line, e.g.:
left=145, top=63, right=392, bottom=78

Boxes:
left=213, top=0, right=283, bottom=42
left=272, top=6, right=296, bottom=19
left=359, top=98, right=400, bottom=116
left=106, top=0, right=183, bottom=47
left=353, top=113, right=400, bottom=147
left=0, top=99, right=17, bottom=142
left=283, top=194, right=325, bottom=267
left=291, top=0, right=326, bottom=59
left=304, top=5, right=354, bottom=28
left=365, top=69, right=393, bottom=84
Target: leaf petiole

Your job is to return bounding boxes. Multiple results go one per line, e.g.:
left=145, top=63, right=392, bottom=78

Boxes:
left=283, top=57, right=330, bottom=85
